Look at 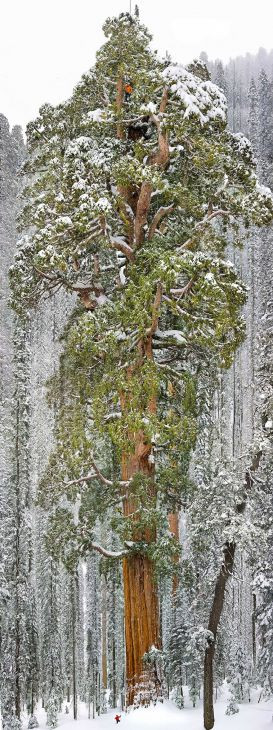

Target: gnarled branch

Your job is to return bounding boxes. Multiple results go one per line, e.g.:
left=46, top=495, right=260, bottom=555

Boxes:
left=110, top=236, right=135, bottom=262
left=148, top=88, right=169, bottom=167
left=148, top=205, right=174, bottom=241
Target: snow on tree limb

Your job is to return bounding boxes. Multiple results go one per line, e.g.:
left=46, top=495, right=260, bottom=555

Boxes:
left=89, top=542, right=128, bottom=558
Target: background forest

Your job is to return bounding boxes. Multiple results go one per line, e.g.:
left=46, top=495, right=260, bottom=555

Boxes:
left=1, top=13, right=273, bottom=730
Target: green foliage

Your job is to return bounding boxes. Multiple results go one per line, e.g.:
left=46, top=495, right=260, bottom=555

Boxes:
left=11, top=12, right=273, bottom=572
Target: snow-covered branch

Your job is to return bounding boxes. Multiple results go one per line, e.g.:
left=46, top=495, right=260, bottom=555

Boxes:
left=90, top=542, right=128, bottom=559
left=61, top=459, right=130, bottom=490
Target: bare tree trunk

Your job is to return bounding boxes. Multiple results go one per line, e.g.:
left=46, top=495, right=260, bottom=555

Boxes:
left=203, top=453, right=262, bottom=729
left=112, top=573, right=117, bottom=708
left=168, top=512, right=179, bottom=594
left=71, top=576, right=77, bottom=721
left=203, top=542, right=236, bottom=730
left=101, top=575, right=108, bottom=689
left=15, top=398, right=21, bottom=720
left=252, top=593, right=257, bottom=669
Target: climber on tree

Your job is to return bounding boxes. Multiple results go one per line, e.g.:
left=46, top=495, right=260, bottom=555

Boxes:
left=114, top=714, right=121, bottom=724
left=124, top=81, right=133, bottom=101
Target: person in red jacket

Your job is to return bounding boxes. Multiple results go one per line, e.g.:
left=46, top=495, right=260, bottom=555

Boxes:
left=115, top=714, right=121, bottom=723
left=124, top=82, right=133, bottom=102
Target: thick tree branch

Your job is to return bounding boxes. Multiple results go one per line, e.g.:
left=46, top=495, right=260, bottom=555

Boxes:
left=148, top=88, right=169, bottom=167
left=90, top=459, right=115, bottom=487
left=146, top=282, right=163, bottom=337
left=134, top=89, right=170, bottom=248
left=62, top=473, right=99, bottom=488
left=90, top=459, right=130, bottom=488
left=116, top=76, right=125, bottom=140
left=110, top=236, right=135, bottom=262
left=159, top=86, right=169, bottom=114
left=148, top=205, right=174, bottom=241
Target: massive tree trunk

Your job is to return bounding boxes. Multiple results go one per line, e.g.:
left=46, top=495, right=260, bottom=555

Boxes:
left=122, top=434, right=162, bottom=706
left=121, top=334, right=163, bottom=706
left=111, top=84, right=169, bottom=707
left=123, top=553, right=161, bottom=705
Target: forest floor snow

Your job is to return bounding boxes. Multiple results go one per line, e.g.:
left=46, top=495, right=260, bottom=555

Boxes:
left=15, top=694, right=273, bottom=730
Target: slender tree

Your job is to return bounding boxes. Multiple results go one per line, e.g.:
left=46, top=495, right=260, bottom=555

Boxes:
left=257, top=69, right=273, bottom=185
left=248, top=78, right=259, bottom=157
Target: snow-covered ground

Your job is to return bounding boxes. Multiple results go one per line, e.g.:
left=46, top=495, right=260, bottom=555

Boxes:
left=13, top=695, right=273, bottom=730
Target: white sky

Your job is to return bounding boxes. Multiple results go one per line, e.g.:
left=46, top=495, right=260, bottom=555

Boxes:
left=1, top=0, right=273, bottom=131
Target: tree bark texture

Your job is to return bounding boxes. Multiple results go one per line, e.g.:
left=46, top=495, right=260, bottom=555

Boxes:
left=122, top=430, right=162, bottom=706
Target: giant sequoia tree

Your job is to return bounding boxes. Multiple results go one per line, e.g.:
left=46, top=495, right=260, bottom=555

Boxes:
left=10, top=11, right=273, bottom=706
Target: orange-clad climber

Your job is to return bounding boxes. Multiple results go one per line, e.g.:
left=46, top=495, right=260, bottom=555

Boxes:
left=124, top=82, right=133, bottom=101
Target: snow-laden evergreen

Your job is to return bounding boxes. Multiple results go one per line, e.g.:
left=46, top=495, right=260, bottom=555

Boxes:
left=1, top=13, right=273, bottom=730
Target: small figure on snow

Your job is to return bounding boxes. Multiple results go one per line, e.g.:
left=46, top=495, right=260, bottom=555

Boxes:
left=124, top=82, right=133, bottom=102
left=115, top=714, right=121, bottom=723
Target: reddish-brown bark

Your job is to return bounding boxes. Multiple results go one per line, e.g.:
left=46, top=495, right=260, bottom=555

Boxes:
left=121, top=333, right=163, bottom=705
left=122, top=433, right=162, bottom=705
